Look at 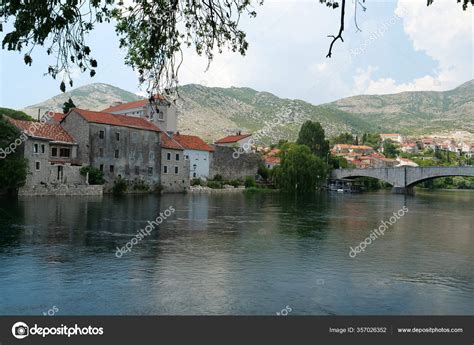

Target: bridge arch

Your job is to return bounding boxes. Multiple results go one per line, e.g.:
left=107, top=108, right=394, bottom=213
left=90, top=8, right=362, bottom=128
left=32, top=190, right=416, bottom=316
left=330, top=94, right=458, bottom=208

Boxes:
left=331, top=166, right=474, bottom=194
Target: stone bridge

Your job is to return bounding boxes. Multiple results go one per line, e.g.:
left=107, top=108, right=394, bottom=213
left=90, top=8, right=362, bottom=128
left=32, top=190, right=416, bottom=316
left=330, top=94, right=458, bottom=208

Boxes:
left=331, top=166, right=474, bottom=194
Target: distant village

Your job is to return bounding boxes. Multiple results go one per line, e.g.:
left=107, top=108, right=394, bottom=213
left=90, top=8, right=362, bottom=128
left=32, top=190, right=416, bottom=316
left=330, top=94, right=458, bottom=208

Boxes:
left=3, top=96, right=474, bottom=196
left=330, top=133, right=474, bottom=169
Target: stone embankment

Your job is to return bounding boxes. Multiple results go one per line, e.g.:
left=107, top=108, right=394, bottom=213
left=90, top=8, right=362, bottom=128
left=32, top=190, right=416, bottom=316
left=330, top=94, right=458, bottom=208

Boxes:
left=189, top=185, right=246, bottom=193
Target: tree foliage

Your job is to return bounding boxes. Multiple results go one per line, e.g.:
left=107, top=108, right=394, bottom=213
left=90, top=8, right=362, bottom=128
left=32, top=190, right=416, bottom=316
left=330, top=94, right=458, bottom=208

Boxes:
left=0, top=0, right=262, bottom=96
left=362, top=133, right=381, bottom=150
left=272, top=143, right=327, bottom=193
left=330, top=132, right=356, bottom=146
left=0, top=107, right=33, bottom=121
left=296, top=121, right=330, bottom=158
left=382, top=139, right=399, bottom=158
left=62, top=98, right=77, bottom=114
left=80, top=165, right=104, bottom=185
left=0, top=115, right=27, bottom=192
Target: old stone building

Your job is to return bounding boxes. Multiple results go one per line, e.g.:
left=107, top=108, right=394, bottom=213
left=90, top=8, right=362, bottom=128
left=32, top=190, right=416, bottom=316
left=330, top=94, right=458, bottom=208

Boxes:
left=101, top=95, right=178, bottom=134
left=61, top=108, right=163, bottom=186
left=173, top=133, right=214, bottom=179
left=159, top=133, right=190, bottom=192
left=6, top=117, right=85, bottom=192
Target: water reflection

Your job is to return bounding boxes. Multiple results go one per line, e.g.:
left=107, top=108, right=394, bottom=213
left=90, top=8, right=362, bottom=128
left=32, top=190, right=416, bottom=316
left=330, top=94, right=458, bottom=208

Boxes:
left=0, top=190, right=472, bottom=315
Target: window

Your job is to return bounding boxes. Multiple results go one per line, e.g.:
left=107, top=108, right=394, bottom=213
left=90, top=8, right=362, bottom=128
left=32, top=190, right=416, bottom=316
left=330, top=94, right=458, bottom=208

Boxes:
left=115, top=150, right=119, bottom=158
left=185, top=155, right=189, bottom=160
left=148, top=167, right=153, bottom=175
left=41, top=144, right=45, bottom=154
left=193, top=172, right=197, bottom=178
left=99, top=130, right=105, bottom=139
left=52, top=148, right=58, bottom=157
left=163, top=165, right=168, bottom=174
left=99, top=148, right=104, bottom=157
left=115, top=132, right=120, bottom=141
left=174, top=166, right=179, bottom=174
left=109, top=165, right=114, bottom=173
left=166, top=152, right=171, bottom=160
left=149, top=151, right=155, bottom=161
left=35, top=161, right=40, bottom=170
left=135, top=166, right=140, bottom=175
left=175, top=153, right=180, bottom=161
left=33, top=143, right=39, bottom=153
left=99, top=164, right=104, bottom=172
left=59, top=148, right=70, bottom=158
left=158, top=111, right=164, bottom=120
left=132, top=132, right=138, bottom=143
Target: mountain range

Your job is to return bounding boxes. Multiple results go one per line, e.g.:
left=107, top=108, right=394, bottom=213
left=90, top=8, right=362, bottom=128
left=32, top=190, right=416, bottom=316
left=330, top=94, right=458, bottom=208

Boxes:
left=20, top=80, right=474, bottom=143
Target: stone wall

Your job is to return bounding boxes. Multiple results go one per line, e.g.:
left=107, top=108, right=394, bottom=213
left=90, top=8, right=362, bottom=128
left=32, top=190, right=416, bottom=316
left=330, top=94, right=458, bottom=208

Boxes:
left=18, top=184, right=103, bottom=196
left=210, top=146, right=262, bottom=180
left=160, top=147, right=190, bottom=192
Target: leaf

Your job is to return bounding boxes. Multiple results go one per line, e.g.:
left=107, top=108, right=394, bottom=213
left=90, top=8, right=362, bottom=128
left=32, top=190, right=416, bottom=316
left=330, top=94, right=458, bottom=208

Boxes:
left=60, top=81, right=66, bottom=92
left=90, top=70, right=96, bottom=77
left=90, top=59, right=97, bottom=67
left=24, top=54, right=33, bottom=66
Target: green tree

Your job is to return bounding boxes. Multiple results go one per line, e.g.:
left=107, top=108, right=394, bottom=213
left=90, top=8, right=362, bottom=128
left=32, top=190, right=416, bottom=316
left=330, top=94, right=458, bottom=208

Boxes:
left=296, top=121, right=330, bottom=158
left=0, top=115, right=27, bottom=193
left=383, top=139, right=399, bottom=158
left=272, top=144, right=327, bottom=193
left=330, top=132, right=355, bottom=146
left=62, top=98, right=76, bottom=114
left=80, top=166, right=104, bottom=185
left=362, top=133, right=381, bottom=150
left=0, top=107, right=33, bottom=121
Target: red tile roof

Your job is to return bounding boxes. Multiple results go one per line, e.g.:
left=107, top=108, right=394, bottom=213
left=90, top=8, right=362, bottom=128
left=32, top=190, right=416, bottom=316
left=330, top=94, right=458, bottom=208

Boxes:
left=174, top=134, right=214, bottom=152
left=48, top=111, right=65, bottom=123
left=6, top=117, right=75, bottom=143
left=161, top=133, right=184, bottom=150
left=265, top=156, right=281, bottom=165
left=70, top=108, right=161, bottom=132
left=101, top=95, right=165, bottom=113
left=215, top=134, right=252, bottom=144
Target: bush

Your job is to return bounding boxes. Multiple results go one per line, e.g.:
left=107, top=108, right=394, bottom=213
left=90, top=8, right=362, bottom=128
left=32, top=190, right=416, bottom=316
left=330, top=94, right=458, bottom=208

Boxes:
left=207, top=181, right=223, bottom=189
left=80, top=166, right=104, bottom=185
left=228, top=179, right=242, bottom=188
left=132, top=179, right=149, bottom=191
left=257, top=162, right=270, bottom=181
left=112, top=177, right=127, bottom=195
left=191, top=178, right=202, bottom=186
left=244, top=176, right=256, bottom=188
left=213, top=174, right=223, bottom=181
left=153, top=183, right=163, bottom=194
left=244, top=186, right=276, bottom=194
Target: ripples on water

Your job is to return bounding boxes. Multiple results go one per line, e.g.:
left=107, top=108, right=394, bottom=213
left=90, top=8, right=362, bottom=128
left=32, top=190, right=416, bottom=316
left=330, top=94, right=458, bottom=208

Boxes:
left=0, top=190, right=472, bottom=315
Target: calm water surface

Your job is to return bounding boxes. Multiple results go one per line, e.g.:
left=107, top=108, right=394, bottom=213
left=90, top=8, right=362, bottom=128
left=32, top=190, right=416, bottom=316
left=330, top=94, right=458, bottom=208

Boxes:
left=0, top=190, right=473, bottom=315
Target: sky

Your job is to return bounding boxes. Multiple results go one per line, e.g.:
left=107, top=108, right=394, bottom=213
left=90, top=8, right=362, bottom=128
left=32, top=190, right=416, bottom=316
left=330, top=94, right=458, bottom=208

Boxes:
left=0, top=0, right=472, bottom=109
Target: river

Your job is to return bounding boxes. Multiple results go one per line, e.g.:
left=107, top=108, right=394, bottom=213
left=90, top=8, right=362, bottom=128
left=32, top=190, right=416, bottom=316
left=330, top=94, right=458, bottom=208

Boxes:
left=0, top=190, right=472, bottom=315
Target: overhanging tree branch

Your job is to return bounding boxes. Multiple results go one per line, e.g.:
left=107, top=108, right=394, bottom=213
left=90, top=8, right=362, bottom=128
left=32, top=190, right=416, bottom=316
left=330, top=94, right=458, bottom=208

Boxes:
left=326, top=0, right=345, bottom=58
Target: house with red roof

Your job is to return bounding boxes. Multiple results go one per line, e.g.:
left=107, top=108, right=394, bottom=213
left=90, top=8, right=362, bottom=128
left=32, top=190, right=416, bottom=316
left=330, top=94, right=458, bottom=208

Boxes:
left=60, top=108, right=189, bottom=192
left=5, top=117, right=83, bottom=188
left=101, top=95, right=177, bottom=134
left=214, top=131, right=253, bottom=151
left=173, top=133, right=214, bottom=179
left=61, top=108, right=162, bottom=186
left=159, top=133, right=190, bottom=192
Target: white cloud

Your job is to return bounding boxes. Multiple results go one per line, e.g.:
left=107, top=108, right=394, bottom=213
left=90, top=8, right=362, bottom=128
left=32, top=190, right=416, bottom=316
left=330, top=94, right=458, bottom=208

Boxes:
left=355, top=0, right=473, bottom=95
